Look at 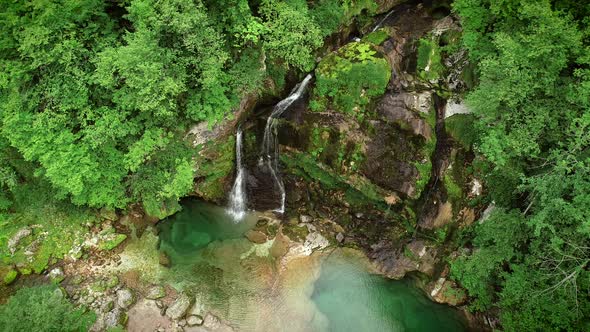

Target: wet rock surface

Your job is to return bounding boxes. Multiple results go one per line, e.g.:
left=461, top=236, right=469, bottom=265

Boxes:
left=369, top=240, right=439, bottom=279
left=166, top=293, right=192, bottom=320
left=0, top=3, right=488, bottom=332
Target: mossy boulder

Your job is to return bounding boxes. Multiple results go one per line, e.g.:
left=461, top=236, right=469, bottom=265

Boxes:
left=445, top=113, right=477, bottom=149
left=416, top=35, right=445, bottom=83
left=362, top=29, right=390, bottom=45
left=281, top=149, right=396, bottom=209
left=98, top=234, right=127, bottom=251
left=193, top=135, right=235, bottom=202
left=143, top=197, right=181, bottom=220
left=3, top=268, right=18, bottom=285
left=1, top=206, right=93, bottom=274
left=311, top=41, right=391, bottom=120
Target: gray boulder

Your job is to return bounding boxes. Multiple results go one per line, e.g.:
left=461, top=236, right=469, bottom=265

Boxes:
left=145, top=285, right=166, bottom=300
left=116, top=288, right=135, bottom=309
left=166, top=293, right=192, bottom=320
left=187, top=315, right=204, bottom=326
left=8, top=227, right=32, bottom=254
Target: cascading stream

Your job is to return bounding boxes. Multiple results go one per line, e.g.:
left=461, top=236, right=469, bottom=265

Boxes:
left=227, top=127, right=247, bottom=221
left=260, top=74, right=313, bottom=214
left=371, top=9, right=395, bottom=32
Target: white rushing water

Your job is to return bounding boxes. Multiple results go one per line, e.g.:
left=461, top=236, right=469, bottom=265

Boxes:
left=371, top=9, right=395, bottom=32
left=227, top=127, right=247, bottom=221
left=260, top=74, right=313, bottom=214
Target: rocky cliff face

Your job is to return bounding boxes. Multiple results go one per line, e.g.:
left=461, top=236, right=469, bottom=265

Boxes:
left=191, top=0, right=481, bottom=310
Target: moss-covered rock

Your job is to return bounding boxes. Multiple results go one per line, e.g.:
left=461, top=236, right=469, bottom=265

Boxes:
left=0, top=205, right=93, bottom=274
left=281, top=149, right=396, bottom=209
left=3, top=268, right=18, bottom=285
left=362, top=29, right=390, bottom=45
left=416, top=35, right=445, bottom=83
left=98, top=234, right=127, bottom=251
left=143, top=197, right=182, bottom=220
left=193, top=135, right=235, bottom=202
left=311, top=41, right=391, bottom=120
left=445, top=114, right=477, bottom=149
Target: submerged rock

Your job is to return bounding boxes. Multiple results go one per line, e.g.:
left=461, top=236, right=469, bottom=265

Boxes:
left=270, top=232, right=289, bottom=258
left=202, top=313, right=234, bottom=332
left=245, top=230, right=267, bottom=244
left=159, top=252, right=171, bottom=267
left=146, top=285, right=166, bottom=300
left=166, top=294, right=192, bottom=320
left=187, top=315, right=204, bottom=326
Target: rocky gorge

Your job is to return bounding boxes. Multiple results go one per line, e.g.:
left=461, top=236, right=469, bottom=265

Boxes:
left=1, top=1, right=492, bottom=331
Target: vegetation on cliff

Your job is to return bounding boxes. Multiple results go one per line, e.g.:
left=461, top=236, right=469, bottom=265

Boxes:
left=0, top=0, right=370, bottom=215
left=451, top=0, right=590, bottom=330
left=0, top=0, right=369, bottom=281
left=0, top=1, right=588, bottom=331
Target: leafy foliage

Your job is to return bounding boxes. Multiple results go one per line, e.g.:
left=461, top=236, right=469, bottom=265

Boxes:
left=451, top=0, right=590, bottom=330
left=0, top=285, right=96, bottom=331
left=0, top=0, right=371, bottom=216
left=311, top=42, right=391, bottom=119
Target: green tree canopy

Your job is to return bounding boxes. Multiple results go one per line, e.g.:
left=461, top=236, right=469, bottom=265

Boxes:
left=451, top=0, right=590, bottom=330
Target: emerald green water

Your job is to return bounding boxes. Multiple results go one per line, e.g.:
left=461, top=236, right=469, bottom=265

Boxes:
left=312, top=252, right=465, bottom=332
left=158, top=200, right=257, bottom=261
left=156, top=200, right=465, bottom=332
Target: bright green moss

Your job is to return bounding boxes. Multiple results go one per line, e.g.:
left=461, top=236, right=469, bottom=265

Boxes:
left=445, top=114, right=477, bottom=149
left=0, top=202, right=93, bottom=274
left=417, top=36, right=445, bottom=81
left=312, top=42, right=391, bottom=119
left=444, top=174, right=463, bottom=203
left=282, top=150, right=389, bottom=208
left=3, top=269, right=17, bottom=285
left=413, top=135, right=436, bottom=198
left=98, top=234, right=127, bottom=251
left=143, top=197, right=182, bottom=220
left=194, top=135, right=235, bottom=201
left=363, top=29, right=390, bottom=45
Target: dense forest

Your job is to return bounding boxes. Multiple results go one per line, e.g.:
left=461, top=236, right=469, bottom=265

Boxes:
left=1, top=0, right=589, bottom=331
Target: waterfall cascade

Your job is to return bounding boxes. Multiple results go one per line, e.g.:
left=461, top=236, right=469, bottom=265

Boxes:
left=372, top=9, right=395, bottom=32
left=260, top=74, right=313, bottom=214
left=227, top=128, right=247, bottom=221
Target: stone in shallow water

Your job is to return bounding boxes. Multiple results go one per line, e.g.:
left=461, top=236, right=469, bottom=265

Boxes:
left=166, top=294, right=192, bottom=320
left=146, top=285, right=166, bottom=300
left=245, top=230, right=267, bottom=244
left=270, top=232, right=289, bottom=258
left=187, top=315, right=204, bottom=326
left=159, top=252, right=171, bottom=267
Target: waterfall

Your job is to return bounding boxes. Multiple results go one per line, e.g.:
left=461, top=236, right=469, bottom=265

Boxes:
left=260, top=74, right=313, bottom=214
left=371, top=9, right=395, bottom=32
left=227, top=128, right=247, bottom=221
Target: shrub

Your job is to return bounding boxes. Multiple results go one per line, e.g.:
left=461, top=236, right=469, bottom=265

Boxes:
left=0, top=285, right=96, bottom=331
